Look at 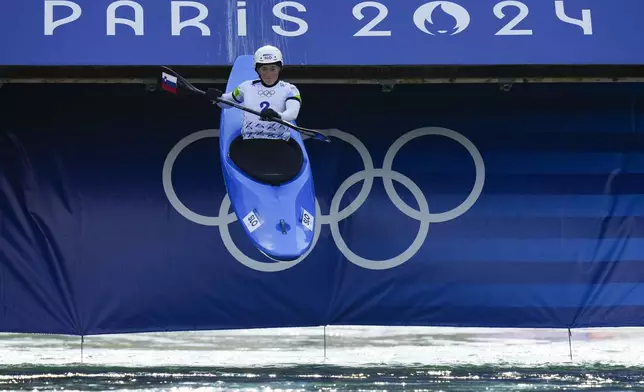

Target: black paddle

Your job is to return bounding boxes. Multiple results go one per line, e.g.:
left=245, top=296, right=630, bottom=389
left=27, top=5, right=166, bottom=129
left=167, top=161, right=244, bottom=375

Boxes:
left=160, top=66, right=331, bottom=143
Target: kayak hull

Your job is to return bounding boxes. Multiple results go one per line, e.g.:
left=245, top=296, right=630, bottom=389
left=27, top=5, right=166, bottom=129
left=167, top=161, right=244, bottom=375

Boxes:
left=219, top=55, right=316, bottom=261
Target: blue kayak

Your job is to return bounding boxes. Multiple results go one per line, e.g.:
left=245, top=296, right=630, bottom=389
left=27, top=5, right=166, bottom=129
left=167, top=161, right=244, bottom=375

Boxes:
left=219, top=55, right=317, bottom=261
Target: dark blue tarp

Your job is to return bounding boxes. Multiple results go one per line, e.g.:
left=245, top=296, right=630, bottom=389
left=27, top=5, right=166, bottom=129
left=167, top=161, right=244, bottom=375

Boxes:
left=1, top=82, right=644, bottom=335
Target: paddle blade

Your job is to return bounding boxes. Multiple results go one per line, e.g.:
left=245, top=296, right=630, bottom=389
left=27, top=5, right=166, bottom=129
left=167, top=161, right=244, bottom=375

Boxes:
left=314, top=133, right=331, bottom=143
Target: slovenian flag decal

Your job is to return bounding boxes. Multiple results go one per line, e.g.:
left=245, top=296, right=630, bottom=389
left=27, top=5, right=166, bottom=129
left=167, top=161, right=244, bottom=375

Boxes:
left=161, top=72, right=178, bottom=94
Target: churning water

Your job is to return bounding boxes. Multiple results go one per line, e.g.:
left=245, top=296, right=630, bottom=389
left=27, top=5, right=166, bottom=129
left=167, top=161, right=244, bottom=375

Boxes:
left=1, top=326, right=644, bottom=391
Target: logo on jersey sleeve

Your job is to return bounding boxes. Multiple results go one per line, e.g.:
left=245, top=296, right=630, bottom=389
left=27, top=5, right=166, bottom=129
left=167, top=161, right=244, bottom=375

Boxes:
left=289, top=85, right=302, bottom=103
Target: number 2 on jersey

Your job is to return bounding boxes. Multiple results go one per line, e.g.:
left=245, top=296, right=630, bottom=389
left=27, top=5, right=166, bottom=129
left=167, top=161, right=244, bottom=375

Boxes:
left=259, top=101, right=270, bottom=111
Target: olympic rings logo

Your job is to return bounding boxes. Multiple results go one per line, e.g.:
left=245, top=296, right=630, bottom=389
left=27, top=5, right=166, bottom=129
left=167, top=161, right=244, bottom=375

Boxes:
left=162, top=127, right=485, bottom=273
left=257, top=89, right=276, bottom=97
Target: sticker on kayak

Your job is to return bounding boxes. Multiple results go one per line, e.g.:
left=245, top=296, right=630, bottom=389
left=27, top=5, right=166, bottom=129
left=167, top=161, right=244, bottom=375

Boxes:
left=301, top=208, right=314, bottom=231
left=242, top=209, right=263, bottom=233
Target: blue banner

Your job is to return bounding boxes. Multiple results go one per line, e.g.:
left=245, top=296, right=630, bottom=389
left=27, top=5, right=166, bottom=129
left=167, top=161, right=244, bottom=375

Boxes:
left=1, top=0, right=643, bottom=66
left=2, top=82, right=644, bottom=335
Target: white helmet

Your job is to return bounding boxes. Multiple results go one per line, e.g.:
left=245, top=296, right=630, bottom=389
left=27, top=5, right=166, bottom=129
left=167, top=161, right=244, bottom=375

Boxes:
left=254, top=45, right=283, bottom=67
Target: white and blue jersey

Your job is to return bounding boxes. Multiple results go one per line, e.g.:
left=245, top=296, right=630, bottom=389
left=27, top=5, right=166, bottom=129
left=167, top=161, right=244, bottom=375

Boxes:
left=220, top=79, right=302, bottom=140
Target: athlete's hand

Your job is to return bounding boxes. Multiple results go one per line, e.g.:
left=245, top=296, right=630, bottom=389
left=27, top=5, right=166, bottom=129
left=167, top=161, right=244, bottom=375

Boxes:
left=206, top=88, right=222, bottom=101
left=260, top=108, right=280, bottom=120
